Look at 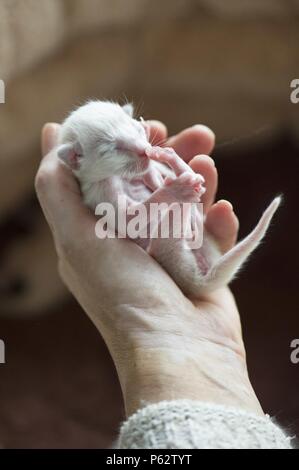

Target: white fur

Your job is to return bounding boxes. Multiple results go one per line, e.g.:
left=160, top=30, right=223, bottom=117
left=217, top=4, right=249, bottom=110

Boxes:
left=59, top=101, right=151, bottom=182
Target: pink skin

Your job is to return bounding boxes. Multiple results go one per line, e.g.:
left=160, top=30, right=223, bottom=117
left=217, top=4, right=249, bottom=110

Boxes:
left=145, top=145, right=206, bottom=199
left=146, top=146, right=196, bottom=176
left=103, top=145, right=206, bottom=249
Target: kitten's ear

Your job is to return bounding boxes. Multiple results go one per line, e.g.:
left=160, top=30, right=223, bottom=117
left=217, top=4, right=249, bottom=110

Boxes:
left=123, top=103, right=134, bottom=117
left=57, top=141, right=83, bottom=170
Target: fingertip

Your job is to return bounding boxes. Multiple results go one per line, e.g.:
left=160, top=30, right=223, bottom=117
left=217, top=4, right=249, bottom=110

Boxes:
left=206, top=200, right=239, bottom=252
left=41, top=123, right=60, bottom=157
left=214, top=200, right=239, bottom=231
left=189, top=154, right=215, bottom=168
left=216, top=199, right=234, bottom=212
left=167, top=125, right=215, bottom=162
left=191, top=125, right=216, bottom=155
left=192, top=124, right=215, bottom=139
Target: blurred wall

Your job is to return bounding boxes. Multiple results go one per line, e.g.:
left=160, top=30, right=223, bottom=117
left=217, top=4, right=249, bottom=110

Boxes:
left=0, top=1, right=298, bottom=313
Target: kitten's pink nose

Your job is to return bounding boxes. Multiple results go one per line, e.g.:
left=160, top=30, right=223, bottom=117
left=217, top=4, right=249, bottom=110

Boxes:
left=116, top=138, right=151, bottom=157
left=131, top=142, right=152, bottom=157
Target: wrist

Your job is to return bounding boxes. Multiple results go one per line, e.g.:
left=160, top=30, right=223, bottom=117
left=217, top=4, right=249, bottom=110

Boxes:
left=116, top=344, right=264, bottom=418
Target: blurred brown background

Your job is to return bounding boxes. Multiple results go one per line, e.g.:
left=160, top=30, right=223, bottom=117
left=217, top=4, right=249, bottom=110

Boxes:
left=0, top=0, right=298, bottom=448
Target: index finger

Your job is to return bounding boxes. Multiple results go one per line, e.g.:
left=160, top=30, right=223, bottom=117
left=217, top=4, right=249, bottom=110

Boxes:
left=166, top=125, right=215, bottom=162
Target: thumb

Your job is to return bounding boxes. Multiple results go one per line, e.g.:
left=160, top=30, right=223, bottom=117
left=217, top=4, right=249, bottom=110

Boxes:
left=41, top=123, right=60, bottom=157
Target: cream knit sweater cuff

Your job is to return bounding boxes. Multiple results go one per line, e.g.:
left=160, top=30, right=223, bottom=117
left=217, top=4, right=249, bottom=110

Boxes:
left=118, top=400, right=293, bottom=449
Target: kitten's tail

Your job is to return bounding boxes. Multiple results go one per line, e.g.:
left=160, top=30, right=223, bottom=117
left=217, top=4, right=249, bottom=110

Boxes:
left=205, top=196, right=282, bottom=291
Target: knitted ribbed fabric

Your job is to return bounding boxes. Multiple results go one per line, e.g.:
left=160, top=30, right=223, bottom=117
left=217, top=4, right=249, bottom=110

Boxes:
left=118, top=400, right=293, bottom=449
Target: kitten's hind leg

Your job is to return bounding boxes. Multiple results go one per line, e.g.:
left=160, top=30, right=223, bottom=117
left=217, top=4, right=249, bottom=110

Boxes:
left=147, top=202, right=205, bottom=291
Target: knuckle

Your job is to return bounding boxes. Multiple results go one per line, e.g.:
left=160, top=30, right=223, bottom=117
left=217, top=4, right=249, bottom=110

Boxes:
left=35, top=159, right=64, bottom=195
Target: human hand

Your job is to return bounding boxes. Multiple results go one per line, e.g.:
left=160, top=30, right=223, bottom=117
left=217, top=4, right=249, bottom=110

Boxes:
left=35, top=121, right=263, bottom=417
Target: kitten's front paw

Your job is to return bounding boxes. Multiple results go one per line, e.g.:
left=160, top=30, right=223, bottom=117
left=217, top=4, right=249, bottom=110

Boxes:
left=164, top=172, right=206, bottom=201
left=147, top=146, right=204, bottom=180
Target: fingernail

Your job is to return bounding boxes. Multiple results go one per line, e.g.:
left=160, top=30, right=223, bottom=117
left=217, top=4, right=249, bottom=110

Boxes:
left=199, top=154, right=215, bottom=166
left=192, top=124, right=216, bottom=139
left=190, top=154, right=215, bottom=167
left=217, top=199, right=233, bottom=210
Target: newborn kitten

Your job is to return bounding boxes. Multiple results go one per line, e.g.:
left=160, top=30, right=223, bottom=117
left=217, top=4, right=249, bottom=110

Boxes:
left=57, top=100, right=280, bottom=296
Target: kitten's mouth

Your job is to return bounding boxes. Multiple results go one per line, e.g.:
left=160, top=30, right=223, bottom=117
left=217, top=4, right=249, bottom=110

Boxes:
left=127, top=145, right=151, bottom=174
left=117, top=141, right=152, bottom=176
